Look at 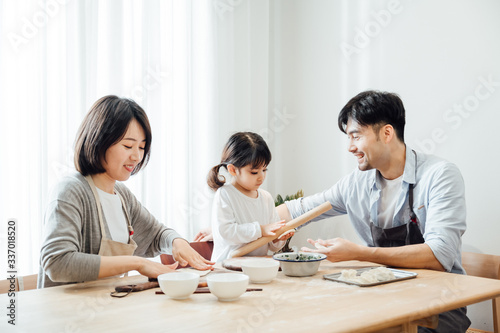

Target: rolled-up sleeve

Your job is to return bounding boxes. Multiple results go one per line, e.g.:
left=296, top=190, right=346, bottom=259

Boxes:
left=285, top=175, right=350, bottom=225
left=422, top=163, right=466, bottom=272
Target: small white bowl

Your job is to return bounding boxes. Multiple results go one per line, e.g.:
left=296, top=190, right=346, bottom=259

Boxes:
left=157, top=272, right=200, bottom=299
left=273, top=252, right=327, bottom=277
left=207, top=273, right=249, bottom=301
left=241, top=259, right=279, bottom=283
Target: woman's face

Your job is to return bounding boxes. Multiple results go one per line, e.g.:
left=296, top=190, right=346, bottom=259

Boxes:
left=102, top=119, right=146, bottom=182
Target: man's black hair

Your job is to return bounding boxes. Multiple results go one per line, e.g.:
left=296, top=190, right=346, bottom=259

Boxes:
left=338, top=90, right=406, bottom=142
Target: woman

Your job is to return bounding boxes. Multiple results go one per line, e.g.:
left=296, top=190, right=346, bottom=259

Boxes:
left=38, top=95, right=213, bottom=288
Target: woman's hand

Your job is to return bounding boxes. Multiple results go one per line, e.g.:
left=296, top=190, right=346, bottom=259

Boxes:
left=172, top=238, right=214, bottom=270
left=193, top=228, right=213, bottom=242
left=99, top=256, right=179, bottom=279
left=137, top=260, right=179, bottom=278
left=260, top=220, right=286, bottom=237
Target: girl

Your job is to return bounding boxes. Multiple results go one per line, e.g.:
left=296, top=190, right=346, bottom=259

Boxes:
left=207, top=132, right=293, bottom=263
left=38, top=95, right=213, bottom=288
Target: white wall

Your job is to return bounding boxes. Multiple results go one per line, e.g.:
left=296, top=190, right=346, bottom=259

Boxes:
left=267, top=0, right=500, bottom=330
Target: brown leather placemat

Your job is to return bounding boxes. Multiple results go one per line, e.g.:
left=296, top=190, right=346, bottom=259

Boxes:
left=160, top=241, right=214, bottom=268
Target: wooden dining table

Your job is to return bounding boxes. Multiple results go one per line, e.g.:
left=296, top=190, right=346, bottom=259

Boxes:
left=2, top=260, right=500, bottom=333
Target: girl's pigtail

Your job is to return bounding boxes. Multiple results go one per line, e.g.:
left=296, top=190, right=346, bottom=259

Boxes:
left=207, top=164, right=226, bottom=191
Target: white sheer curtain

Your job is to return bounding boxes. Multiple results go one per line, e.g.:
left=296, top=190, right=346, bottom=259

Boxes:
left=0, top=0, right=221, bottom=275
left=0, top=0, right=279, bottom=277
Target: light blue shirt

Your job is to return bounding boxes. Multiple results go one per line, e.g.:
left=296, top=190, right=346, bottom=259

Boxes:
left=286, top=147, right=466, bottom=274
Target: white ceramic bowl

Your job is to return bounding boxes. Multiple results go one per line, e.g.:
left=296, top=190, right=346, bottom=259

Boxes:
left=241, top=259, right=279, bottom=283
left=207, top=273, right=249, bottom=301
left=157, top=272, right=200, bottom=299
left=273, top=252, right=327, bottom=277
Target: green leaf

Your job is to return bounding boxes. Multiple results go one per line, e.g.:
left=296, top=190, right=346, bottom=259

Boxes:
left=274, top=190, right=304, bottom=206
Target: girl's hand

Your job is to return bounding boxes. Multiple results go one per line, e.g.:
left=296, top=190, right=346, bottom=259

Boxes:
left=172, top=238, right=214, bottom=270
left=260, top=220, right=286, bottom=237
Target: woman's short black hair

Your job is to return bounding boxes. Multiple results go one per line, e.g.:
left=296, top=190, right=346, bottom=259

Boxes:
left=74, top=95, right=152, bottom=176
left=338, top=90, right=406, bottom=142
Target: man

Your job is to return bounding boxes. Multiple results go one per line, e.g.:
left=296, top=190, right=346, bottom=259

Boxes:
left=276, top=90, right=470, bottom=332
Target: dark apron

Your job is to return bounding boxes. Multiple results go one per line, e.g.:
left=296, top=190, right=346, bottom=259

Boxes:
left=369, top=163, right=471, bottom=332
left=370, top=184, right=424, bottom=247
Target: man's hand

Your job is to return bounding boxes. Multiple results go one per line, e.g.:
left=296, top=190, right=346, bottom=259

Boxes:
left=302, top=238, right=445, bottom=271
left=301, top=237, right=361, bottom=262
left=193, top=228, right=213, bottom=242
left=172, top=238, right=214, bottom=270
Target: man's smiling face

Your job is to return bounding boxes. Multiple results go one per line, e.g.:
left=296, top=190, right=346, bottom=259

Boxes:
left=345, top=118, right=386, bottom=172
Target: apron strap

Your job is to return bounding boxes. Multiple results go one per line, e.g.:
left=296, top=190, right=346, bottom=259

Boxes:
left=115, top=190, right=135, bottom=237
left=408, top=183, right=417, bottom=223
left=85, top=175, right=110, bottom=240
left=408, top=149, right=418, bottom=224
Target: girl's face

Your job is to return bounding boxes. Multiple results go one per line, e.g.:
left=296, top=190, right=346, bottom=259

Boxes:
left=231, top=164, right=267, bottom=196
left=101, top=119, right=146, bottom=184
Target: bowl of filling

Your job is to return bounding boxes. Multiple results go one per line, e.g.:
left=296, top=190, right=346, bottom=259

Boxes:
left=273, top=252, right=327, bottom=277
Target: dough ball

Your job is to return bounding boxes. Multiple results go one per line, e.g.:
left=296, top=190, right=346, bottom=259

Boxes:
left=278, top=228, right=295, bottom=240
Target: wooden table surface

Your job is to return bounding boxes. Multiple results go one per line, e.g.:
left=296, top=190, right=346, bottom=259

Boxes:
left=2, top=260, right=500, bottom=332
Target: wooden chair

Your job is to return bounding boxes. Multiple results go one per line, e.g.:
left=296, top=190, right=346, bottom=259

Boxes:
left=0, top=274, right=38, bottom=294
left=462, top=252, right=500, bottom=333
left=160, top=241, right=214, bottom=268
